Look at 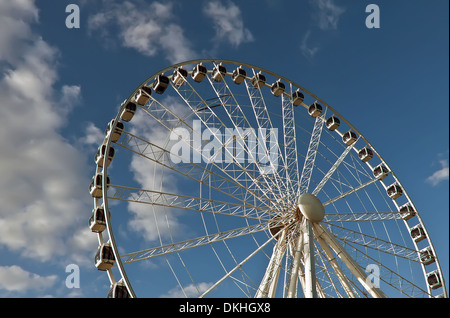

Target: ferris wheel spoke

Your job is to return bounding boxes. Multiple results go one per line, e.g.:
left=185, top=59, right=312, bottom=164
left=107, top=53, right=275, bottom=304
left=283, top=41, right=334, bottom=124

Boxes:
left=314, top=241, right=349, bottom=298
left=200, top=233, right=277, bottom=298
left=242, top=71, right=290, bottom=201
left=204, top=68, right=290, bottom=207
left=312, top=143, right=355, bottom=196
left=312, top=223, right=387, bottom=298
left=324, top=222, right=419, bottom=262
left=107, top=184, right=276, bottom=221
left=114, top=129, right=279, bottom=211
left=324, top=212, right=403, bottom=222
left=120, top=220, right=279, bottom=265
left=281, top=91, right=300, bottom=202
left=299, top=112, right=327, bottom=195
left=323, top=176, right=381, bottom=207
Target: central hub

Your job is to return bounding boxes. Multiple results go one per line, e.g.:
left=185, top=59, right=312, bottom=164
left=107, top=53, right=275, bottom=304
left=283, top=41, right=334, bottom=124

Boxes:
left=268, top=193, right=325, bottom=240
left=297, top=193, right=325, bottom=223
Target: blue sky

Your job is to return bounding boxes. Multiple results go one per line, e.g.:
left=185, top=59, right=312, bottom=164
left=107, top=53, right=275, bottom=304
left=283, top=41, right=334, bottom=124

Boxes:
left=0, top=0, right=448, bottom=298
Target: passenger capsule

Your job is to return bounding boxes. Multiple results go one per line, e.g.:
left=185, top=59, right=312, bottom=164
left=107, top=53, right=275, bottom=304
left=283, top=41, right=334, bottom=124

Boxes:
left=134, top=86, right=152, bottom=106
left=232, top=66, right=246, bottom=84
left=271, top=80, right=285, bottom=97
left=373, top=163, right=389, bottom=180
left=342, top=130, right=358, bottom=146
left=192, top=63, right=207, bottom=82
left=95, top=243, right=115, bottom=271
left=105, top=119, right=124, bottom=143
left=89, top=205, right=107, bottom=233
left=120, top=101, right=137, bottom=122
left=172, top=66, right=188, bottom=87
left=326, top=116, right=340, bottom=131
left=107, top=280, right=130, bottom=298
left=152, top=74, right=169, bottom=94
left=427, top=270, right=443, bottom=289
left=212, top=63, right=227, bottom=82
left=387, top=183, right=403, bottom=200
left=94, top=144, right=115, bottom=167
left=89, top=173, right=110, bottom=198
left=419, top=247, right=436, bottom=265
left=358, top=147, right=374, bottom=162
left=399, top=203, right=416, bottom=221
left=308, top=101, right=323, bottom=118
left=251, top=72, right=266, bottom=89
left=292, top=90, right=304, bottom=106
left=410, top=224, right=427, bottom=243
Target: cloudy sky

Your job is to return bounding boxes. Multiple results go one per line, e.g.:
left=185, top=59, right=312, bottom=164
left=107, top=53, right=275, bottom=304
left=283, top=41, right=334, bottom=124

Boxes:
left=0, top=0, right=448, bottom=297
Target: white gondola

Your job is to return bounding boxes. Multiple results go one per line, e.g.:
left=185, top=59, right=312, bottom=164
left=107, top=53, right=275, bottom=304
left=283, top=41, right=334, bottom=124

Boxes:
left=308, top=101, right=323, bottom=118
left=120, top=101, right=137, bottom=122
left=399, top=203, right=416, bottom=220
left=271, top=80, right=285, bottom=97
left=342, top=130, right=358, bottom=146
left=95, top=243, right=115, bottom=271
left=387, top=183, right=403, bottom=200
left=94, top=144, right=115, bottom=167
left=107, top=280, right=130, bottom=298
left=410, top=224, right=427, bottom=243
left=192, top=63, right=207, bottom=82
left=89, top=205, right=107, bottom=233
left=133, top=86, right=152, bottom=106
left=105, top=119, right=124, bottom=142
left=427, top=270, right=443, bottom=289
left=251, top=72, right=266, bottom=89
left=358, top=147, right=374, bottom=162
left=89, top=173, right=110, bottom=198
left=326, top=116, right=340, bottom=131
left=373, top=163, right=389, bottom=180
left=292, top=89, right=304, bottom=106
left=212, top=63, right=227, bottom=82
left=172, top=66, right=188, bottom=87
left=152, top=74, right=169, bottom=94
left=419, top=246, right=436, bottom=265
left=232, top=66, right=246, bottom=84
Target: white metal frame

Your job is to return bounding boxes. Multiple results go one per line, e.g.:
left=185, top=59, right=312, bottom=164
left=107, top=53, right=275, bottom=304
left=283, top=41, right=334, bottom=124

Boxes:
left=90, top=59, right=447, bottom=298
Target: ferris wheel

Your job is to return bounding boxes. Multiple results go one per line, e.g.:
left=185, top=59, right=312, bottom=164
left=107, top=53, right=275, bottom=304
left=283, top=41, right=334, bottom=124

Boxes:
left=89, top=59, right=447, bottom=298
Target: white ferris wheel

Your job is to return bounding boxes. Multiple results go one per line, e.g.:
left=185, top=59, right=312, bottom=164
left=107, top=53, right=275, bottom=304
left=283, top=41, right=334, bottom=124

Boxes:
left=89, top=59, right=447, bottom=298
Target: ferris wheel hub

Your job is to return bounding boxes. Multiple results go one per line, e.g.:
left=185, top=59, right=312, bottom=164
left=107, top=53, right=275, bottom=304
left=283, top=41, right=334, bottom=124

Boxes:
left=297, top=193, right=325, bottom=223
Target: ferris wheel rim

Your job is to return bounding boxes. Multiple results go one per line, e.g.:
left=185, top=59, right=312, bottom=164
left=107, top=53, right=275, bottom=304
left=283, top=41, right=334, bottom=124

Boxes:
left=93, top=59, right=447, bottom=298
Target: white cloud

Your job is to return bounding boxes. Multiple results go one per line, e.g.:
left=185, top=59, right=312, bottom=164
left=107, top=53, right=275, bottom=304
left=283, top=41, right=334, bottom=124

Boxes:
left=0, top=0, right=38, bottom=63
left=88, top=1, right=196, bottom=63
left=300, top=30, right=320, bottom=59
left=80, top=122, right=105, bottom=148
left=426, top=159, right=449, bottom=186
left=0, top=265, right=58, bottom=293
left=203, top=0, right=254, bottom=47
left=311, top=0, right=346, bottom=30
left=161, top=282, right=213, bottom=298
left=0, top=0, right=94, bottom=264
